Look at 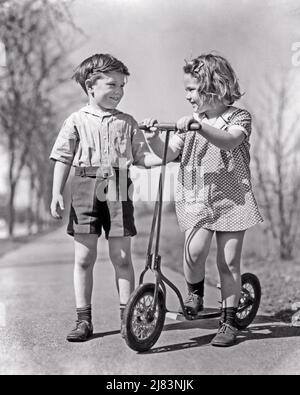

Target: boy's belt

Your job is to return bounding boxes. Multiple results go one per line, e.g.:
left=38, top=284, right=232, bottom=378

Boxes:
left=75, top=167, right=100, bottom=177
left=74, top=167, right=129, bottom=178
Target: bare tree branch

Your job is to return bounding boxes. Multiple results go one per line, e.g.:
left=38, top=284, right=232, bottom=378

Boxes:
left=252, top=71, right=300, bottom=259
left=0, top=0, right=81, bottom=236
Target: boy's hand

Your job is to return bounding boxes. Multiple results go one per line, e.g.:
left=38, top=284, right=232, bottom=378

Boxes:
left=141, top=118, right=159, bottom=140
left=50, top=194, right=65, bottom=220
left=176, top=115, right=195, bottom=133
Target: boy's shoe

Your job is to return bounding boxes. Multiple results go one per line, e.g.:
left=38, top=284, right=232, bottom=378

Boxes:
left=184, top=292, right=204, bottom=316
left=211, top=323, right=238, bottom=347
left=66, top=320, right=93, bottom=342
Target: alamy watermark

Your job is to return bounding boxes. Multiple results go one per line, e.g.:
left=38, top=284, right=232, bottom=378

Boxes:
left=93, top=159, right=206, bottom=205
left=291, top=42, right=300, bottom=67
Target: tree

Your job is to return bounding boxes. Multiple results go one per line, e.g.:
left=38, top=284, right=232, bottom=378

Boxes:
left=0, top=0, right=77, bottom=236
left=251, top=71, right=300, bottom=260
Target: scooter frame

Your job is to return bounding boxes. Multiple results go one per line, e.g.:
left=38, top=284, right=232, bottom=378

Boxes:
left=123, top=123, right=261, bottom=351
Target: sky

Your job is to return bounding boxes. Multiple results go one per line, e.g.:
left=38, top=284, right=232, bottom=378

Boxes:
left=1, top=0, right=300, bottom=203
left=68, top=0, right=300, bottom=120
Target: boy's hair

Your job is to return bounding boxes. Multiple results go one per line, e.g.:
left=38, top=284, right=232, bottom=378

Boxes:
left=183, top=54, right=243, bottom=105
left=72, top=53, right=130, bottom=94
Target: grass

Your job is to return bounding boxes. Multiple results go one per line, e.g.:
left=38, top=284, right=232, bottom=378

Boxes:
left=0, top=223, right=62, bottom=259
left=0, top=236, right=30, bottom=258
left=133, top=205, right=300, bottom=322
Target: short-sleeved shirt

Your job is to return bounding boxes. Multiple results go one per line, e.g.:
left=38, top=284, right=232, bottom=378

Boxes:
left=169, top=106, right=263, bottom=232
left=50, top=105, right=149, bottom=168
left=50, top=105, right=149, bottom=239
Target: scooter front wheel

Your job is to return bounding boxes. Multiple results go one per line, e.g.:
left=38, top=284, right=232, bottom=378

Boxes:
left=235, top=273, right=261, bottom=330
left=123, top=283, right=166, bottom=352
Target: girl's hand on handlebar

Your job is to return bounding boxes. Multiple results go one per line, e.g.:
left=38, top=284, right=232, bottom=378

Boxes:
left=176, top=115, right=195, bottom=133
left=141, top=118, right=159, bottom=140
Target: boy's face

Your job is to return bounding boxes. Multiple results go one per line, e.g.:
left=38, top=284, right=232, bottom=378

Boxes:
left=183, top=73, right=210, bottom=113
left=88, top=71, right=125, bottom=110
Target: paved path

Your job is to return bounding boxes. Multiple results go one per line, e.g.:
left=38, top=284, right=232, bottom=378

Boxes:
left=0, top=226, right=300, bottom=375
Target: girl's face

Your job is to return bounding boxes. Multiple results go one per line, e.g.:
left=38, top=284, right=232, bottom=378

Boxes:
left=183, top=73, right=210, bottom=114
left=88, top=71, right=125, bottom=110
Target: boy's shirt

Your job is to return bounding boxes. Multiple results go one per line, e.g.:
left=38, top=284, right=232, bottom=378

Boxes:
left=50, top=105, right=149, bottom=168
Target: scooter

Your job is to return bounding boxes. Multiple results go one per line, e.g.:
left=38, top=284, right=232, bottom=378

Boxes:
left=122, top=123, right=261, bottom=352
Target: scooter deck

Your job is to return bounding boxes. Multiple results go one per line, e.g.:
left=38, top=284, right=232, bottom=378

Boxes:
left=166, top=307, right=221, bottom=322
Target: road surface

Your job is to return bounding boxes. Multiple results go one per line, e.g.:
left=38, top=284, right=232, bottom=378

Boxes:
left=0, top=226, right=299, bottom=375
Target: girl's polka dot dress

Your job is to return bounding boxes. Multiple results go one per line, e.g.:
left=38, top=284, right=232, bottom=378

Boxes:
left=171, top=106, right=263, bottom=232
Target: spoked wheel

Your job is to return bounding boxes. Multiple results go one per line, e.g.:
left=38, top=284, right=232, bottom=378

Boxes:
left=123, top=283, right=166, bottom=352
left=235, top=273, right=261, bottom=330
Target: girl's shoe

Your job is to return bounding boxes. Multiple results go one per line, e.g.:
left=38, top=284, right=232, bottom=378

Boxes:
left=66, top=320, right=93, bottom=342
left=211, top=323, right=238, bottom=347
left=184, top=292, right=204, bottom=315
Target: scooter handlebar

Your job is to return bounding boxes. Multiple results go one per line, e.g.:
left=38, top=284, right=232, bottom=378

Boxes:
left=138, top=122, right=201, bottom=132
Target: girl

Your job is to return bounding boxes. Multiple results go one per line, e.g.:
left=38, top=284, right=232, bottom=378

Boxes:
left=143, top=53, right=263, bottom=347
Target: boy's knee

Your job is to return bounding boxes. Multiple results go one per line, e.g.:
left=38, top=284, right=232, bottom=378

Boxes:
left=74, top=234, right=98, bottom=269
left=75, top=252, right=97, bottom=270
left=110, top=251, right=131, bottom=269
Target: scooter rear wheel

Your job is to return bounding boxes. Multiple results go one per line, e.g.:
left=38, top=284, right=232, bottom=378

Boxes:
left=123, top=283, right=166, bottom=352
left=235, top=273, right=261, bottom=330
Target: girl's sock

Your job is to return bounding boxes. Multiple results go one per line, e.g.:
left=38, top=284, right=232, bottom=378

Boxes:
left=222, top=307, right=238, bottom=327
left=187, top=280, right=204, bottom=297
left=76, top=305, right=92, bottom=323
left=220, top=307, right=226, bottom=324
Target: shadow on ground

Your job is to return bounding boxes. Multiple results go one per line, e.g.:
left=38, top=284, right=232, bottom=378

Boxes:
left=140, top=315, right=300, bottom=355
left=81, top=315, right=300, bottom=354
left=89, top=330, right=121, bottom=341
left=274, top=309, right=296, bottom=323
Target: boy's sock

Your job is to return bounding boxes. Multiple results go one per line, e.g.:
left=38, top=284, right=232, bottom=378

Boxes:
left=76, top=305, right=92, bottom=324
left=222, top=307, right=238, bottom=328
left=187, top=280, right=204, bottom=297
left=120, top=303, right=126, bottom=321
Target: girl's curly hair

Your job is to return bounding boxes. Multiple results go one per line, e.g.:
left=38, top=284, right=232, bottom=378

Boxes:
left=183, top=54, right=243, bottom=106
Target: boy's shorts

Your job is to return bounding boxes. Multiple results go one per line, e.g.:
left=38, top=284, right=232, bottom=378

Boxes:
left=67, top=167, right=137, bottom=239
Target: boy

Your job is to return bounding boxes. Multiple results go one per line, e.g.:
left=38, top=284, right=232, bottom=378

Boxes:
left=50, top=54, right=161, bottom=342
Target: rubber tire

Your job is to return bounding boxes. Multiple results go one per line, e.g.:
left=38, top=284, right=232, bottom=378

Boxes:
left=235, top=273, right=261, bottom=330
left=123, top=283, right=166, bottom=352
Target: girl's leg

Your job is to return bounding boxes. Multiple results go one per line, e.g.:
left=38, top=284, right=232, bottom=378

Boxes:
left=184, top=227, right=214, bottom=283
left=211, top=230, right=245, bottom=347
left=216, top=230, right=245, bottom=308
left=183, top=227, right=214, bottom=314
left=67, top=234, right=98, bottom=342
left=108, top=236, right=135, bottom=317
